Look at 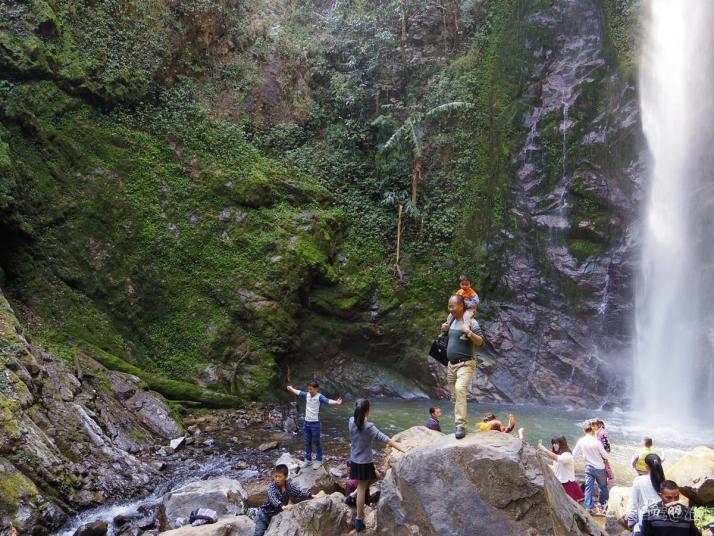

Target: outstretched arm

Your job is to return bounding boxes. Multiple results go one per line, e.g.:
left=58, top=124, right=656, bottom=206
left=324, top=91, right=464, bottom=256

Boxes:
left=503, top=414, right=516, bottom=433
left=387, top=438, right=408, bottom=453
left=286, top=385, right=301, bottom=396
left=537, top=441, right=557, bottom=461
left=328, top=397, right=343, bottom=405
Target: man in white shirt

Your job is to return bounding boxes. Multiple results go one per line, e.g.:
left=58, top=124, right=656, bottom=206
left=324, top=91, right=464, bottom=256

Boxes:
left=572, top=422, right=610, bottom=512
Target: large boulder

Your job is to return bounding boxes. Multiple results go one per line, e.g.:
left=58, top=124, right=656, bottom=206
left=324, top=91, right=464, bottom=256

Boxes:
left=381, top=426, right=443, bottom=472
left=160, top=479, right=248, bottom=530
left=244, top=478, right=272, bottom=508
left=377, top=429, right=606, bottom=536
left=158, top=515, right=254, bottom=535
left=291, top=466, right=340, bottom=496
left=605, top=486, right=631, bottom=522
left=264, top=492, right=354, bottom=535
left=666, top=446, right=714, bottom=506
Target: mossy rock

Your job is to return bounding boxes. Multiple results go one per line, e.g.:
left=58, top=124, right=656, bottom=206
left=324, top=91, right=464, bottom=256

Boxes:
left=79, top=345, right=241, bottom=408
left=0, top=457, right=40, bottom=517
left=208, top=168, right=280, bottom=208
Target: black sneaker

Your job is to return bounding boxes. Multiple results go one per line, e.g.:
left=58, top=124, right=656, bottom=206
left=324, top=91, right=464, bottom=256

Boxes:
left=355, top=518, right=365, bottom=532
left=455, top=426, right=466, bottom=439
left=345, top=495, right=356, bottom=506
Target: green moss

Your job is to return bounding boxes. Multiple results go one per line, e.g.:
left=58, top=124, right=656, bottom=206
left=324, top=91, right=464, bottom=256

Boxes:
left=0, top=461, right=40, bottom=516
left=0, top=397, right=21, bottom=448
left=601, top=0, right=641, bottom=77
left=82, top=345, right=240, bottom=408
left=568, top=239, right=605, bottom=263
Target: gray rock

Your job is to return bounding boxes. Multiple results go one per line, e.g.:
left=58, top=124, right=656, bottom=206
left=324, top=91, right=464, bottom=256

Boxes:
left=257, top=441, right=279, bottom=452
left=282, top=417, right=297, bottom=433
left=264, top=492, right=353, bottom=536
left=605, top=486, right=631, bottom=521
left=291, top=464, right=339, bottom=495
left=329, top=468, right=346, bottom=479
left=170, top=437, right=186, bottom=451
left=157, top=515, right=254, bottom=535
left=274, top=453, right=300, bottom=475
left=160, top=478, right=248, bottom=530
left=666, top=446, right=714, bottom=506
left=73, top=521, right=108, bottom=536
left=244, top=478, right=271, bottom=508
left=377, top=428, right=606, bottom=536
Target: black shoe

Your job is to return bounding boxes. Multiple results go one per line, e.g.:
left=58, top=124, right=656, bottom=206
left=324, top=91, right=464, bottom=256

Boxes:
left=355, top=518, right=365, bottom=532
left=345, top=495, right=356, bottom=506
left=455, top=426, right=465, bottom=439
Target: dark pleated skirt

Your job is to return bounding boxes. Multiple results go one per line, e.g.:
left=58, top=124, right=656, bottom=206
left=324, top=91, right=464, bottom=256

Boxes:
left=349, top=461, right=377, bottom=481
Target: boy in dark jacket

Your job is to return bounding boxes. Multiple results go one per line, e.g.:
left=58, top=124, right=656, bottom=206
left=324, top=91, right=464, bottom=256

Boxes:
left=253, top=464, right=314, bottom=536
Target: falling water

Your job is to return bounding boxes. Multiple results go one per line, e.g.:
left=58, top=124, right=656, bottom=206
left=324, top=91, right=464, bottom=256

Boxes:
left=635, top=0, right=714, bottom=424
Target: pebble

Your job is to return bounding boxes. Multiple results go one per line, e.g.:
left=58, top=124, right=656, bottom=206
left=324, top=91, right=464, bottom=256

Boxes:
left=257, top=441, right=279, bottom=452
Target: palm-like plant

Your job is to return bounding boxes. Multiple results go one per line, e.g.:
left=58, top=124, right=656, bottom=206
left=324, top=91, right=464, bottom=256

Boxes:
left=381, top=101, right=473, bottom=206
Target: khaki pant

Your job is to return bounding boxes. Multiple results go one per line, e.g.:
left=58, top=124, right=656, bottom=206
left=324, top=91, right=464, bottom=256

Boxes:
left=447, top=359, right=476, bottom=428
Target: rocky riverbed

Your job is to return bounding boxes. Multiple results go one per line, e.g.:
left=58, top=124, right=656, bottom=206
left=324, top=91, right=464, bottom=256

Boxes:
left=47, top=403, right=714, bottom=536
left=52, top=404, right=367, bottom=536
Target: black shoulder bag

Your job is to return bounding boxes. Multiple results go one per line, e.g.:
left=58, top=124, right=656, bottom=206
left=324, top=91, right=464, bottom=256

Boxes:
left=428, top=318, right=453, bottom=366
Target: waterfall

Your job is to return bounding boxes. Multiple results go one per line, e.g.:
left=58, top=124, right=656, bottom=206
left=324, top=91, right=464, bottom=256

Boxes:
left=635, top=0, right=714, bottom=424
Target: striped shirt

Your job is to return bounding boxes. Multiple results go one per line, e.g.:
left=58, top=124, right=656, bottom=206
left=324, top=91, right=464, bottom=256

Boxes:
left=260, top=480, right=311, bottom=518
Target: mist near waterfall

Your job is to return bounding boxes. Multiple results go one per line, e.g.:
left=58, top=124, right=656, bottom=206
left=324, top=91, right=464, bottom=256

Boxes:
left=636, top=0, right=714, bottom=423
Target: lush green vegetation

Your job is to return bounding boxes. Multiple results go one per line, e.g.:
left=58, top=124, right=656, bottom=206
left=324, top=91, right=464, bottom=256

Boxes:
left=0, top=0, right=639, bottom=403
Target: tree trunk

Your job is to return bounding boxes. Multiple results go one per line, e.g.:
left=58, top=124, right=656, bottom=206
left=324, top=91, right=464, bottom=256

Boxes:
left=440, top=0, right=449, bottom=55
left=398, top=0, right=408, bottom=102
left=396, top=203, right=403, bottom=267
left=411, top=157, right=423, bottom=206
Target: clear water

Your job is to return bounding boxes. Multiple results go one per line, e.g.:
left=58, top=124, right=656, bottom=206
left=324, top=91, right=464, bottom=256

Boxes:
left=315, top=399, right=714, bottom=486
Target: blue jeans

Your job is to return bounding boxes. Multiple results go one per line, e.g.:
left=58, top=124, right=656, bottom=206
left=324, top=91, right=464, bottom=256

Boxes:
left=303, top=421, right=322, bottom=461
left=584, top=465, right=609, bottom=509
left=252, top=510, right=270, bottom=536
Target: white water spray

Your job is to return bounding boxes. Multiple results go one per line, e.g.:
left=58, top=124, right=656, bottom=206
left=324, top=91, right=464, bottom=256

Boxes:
left=635, top=0, right=714, bottom=424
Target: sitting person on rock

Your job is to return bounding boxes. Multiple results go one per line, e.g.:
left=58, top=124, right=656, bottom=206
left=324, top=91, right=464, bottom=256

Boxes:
left=639, top=480, right=701, bottom=536
left=627, top=454, right=666, bottom=535
left=425, top=407, right=442, bottom=432
left=477, top=412, right=516, bottom=433
left=349, top=399, right=408, bottom=532
left=252, top=464, right=316, bottom=536
left=537, top=435, right=584, bottom=502
left=287, top=381, right=343, bottom=469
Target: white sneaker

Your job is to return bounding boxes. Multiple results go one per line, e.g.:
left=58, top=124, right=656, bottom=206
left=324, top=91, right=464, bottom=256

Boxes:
left=312, top=460, right=322, bottom=469
left=299, top=459, right=311, bottom=468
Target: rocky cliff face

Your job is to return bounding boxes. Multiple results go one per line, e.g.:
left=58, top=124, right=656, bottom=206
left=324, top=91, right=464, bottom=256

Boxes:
left=0, top=289, right=182, bottom=533
left=290, top=0, right=644, bottom=407
left=471, top=0, right=644, bottom=406
left=0, top=0, right=643, bottom=409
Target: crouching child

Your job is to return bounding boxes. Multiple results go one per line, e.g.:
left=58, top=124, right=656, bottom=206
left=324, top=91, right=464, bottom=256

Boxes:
left=253, top=464, right=315, bottom=536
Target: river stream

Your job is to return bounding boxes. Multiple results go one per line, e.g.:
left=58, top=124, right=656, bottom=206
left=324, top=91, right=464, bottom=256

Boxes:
left=52, top=399, right=714, bottom=535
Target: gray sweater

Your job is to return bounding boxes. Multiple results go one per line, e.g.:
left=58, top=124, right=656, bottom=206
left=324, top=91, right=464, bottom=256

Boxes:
left=349, top=416, right=390, bottom=464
